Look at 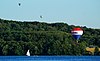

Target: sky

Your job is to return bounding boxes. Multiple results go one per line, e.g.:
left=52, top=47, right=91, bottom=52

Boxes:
left=0, top=0, right=100, bottom=28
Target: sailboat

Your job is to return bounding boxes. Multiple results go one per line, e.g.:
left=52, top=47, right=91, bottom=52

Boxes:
left=26, top=50, right=30, bottom=56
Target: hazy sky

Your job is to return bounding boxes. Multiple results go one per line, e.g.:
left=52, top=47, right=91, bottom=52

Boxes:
left=0, top=0, right=100, bottom=28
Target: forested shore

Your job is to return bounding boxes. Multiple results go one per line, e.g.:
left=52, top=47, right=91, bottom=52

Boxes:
left=0, top=18, right=100, bottom=56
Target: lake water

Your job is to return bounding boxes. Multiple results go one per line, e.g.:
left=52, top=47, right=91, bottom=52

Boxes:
left=0, top=56, right=100, bottom=61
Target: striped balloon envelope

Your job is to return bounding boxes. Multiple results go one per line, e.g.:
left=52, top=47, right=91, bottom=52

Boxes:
left=71, top=28, right=83, bottom=40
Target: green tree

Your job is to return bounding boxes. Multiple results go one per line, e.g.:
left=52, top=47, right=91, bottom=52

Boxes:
left=94, top=47, right=100, bottom=55
left=2, top=45, right=9, bottom=55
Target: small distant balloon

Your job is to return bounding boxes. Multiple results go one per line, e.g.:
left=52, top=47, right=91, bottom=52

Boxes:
left=40, top=15, right=43, bottom=18
left=71, top=28, right=83, bottom=40
left=18, top=3, right=21, bottom=6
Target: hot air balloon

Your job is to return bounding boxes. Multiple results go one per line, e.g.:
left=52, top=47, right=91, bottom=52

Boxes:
left=71, top=28, right=83, bottom=41
left=40, top=15, right=42, bottom=18
left=18, top=3, right=21, bottom=6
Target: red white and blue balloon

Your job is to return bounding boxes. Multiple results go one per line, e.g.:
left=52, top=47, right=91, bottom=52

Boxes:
left=71, top=28, right=83, bottom=40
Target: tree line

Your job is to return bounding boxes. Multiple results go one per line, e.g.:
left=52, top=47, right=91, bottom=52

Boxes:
left=0, top=18, right=100, bottom=56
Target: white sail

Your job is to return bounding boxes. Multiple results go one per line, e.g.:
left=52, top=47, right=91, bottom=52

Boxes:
left=26, top=50, right=30, bottom=56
